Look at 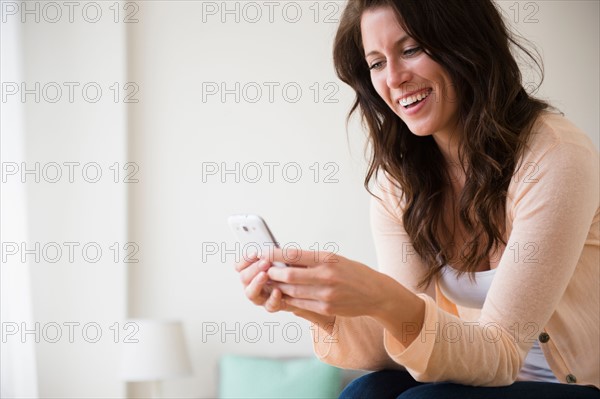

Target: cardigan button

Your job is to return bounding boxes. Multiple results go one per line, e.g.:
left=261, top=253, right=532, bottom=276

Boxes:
left=566, top=374, right=577, bottom=384
left=538, top=332, right=550, bottom=343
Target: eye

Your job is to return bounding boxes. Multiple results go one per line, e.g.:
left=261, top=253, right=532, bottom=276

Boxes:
left=403, top=46, right=422, bottom=57
left=368, top=60, right=386, bottom=71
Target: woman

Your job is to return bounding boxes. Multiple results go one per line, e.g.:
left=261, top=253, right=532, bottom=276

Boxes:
left=235, top=0, right=600, bottom=397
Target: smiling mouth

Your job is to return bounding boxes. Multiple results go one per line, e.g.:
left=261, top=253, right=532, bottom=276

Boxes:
left=399, top=89, right=433, bottom=109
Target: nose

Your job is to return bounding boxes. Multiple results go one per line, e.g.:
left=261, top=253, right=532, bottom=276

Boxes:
left=386, top=59, right=411, bottom=89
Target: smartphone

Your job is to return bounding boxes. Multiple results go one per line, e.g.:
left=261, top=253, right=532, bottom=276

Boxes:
left=228, top=214, right=288, bottom=267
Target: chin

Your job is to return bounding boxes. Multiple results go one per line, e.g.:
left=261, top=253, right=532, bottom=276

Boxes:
left=396, top=116, right=431, bottom=137
left=405, top=125, right=433, bottom=138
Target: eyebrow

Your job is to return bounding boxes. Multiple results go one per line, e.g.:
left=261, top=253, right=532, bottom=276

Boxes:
left=365, top=34, right=411, bottom=58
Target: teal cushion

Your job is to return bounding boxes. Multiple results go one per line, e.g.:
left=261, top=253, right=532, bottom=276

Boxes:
left=219, top=355, right=342, bottom=398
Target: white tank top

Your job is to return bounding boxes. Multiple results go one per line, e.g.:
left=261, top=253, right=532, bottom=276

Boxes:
left=439, top=266, right=560, bottom=383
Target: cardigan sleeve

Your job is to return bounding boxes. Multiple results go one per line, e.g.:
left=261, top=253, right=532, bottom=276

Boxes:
left=382, top=123, right=599, bottom=386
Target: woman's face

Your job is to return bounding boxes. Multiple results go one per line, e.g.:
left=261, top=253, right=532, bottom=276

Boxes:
left=361, top=6, right=460, bottom=139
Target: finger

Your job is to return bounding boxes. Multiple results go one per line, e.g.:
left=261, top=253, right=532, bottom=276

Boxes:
left=245, top=271, right=269, bottom=304
left=264, top=248, right=341, bottom=268
left=264, top=287, right=284, bottom=313
left=239, top=261, right=260, bottom=286
left=273, top=282, right=321, bottom=300
left=267, top=265, right=324, bottom=285
left=234, top=251, right=260, bottom=272
left=277, top=296, right=304, bottom=314
left=239, top=258, right=270, bottom=286
left=284, top=297, right=331, bottom=316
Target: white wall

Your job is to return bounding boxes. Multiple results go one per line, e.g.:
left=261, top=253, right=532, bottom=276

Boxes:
left=496, top=0, right=600, bottom=145
left=2, top=1, right=598, bottom=398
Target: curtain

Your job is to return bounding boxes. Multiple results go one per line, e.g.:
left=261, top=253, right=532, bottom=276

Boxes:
left=1, top=18, right=39, bottom=398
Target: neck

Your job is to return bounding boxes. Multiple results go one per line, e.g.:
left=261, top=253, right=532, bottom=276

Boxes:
left=432, top=125, right=466, bottom=189
left=432, top=128, right=461, bottom=165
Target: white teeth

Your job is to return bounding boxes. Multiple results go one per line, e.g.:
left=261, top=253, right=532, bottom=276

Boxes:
left=400, top=90, right=431, bottom=107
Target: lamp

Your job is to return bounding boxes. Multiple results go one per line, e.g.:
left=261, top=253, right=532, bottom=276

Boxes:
left=119, top=319, right=192, bottom=398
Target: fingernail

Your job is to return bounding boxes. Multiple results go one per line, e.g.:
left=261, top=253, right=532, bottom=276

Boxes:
left=258, top=259, right=270, bottom=270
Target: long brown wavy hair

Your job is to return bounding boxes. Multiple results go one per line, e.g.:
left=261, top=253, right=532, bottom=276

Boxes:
left=334, top=0, right=551, bottom=288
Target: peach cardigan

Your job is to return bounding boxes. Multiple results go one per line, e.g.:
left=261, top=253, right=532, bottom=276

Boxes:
left=312, top=112, right=600, bottom=389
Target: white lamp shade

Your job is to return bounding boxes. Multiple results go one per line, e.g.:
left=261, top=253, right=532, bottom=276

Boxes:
left=119, top=320, right=192, bottom=381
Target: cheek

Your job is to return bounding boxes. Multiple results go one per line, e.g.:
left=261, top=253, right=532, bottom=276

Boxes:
left=440, top=74, right=458, bottom=107
left=439, top=85, right=458, bottom=116
left=371, top=77, right=390, bottom=102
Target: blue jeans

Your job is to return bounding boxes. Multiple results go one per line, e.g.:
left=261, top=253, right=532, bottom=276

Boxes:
left=340, top=370, right=600, bottom=399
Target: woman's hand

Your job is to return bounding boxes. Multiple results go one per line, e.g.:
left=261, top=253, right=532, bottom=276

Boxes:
left=264, top=248, right=395, bottom=318
left=234, top=253, right=286, bottom=313
left=264, top=248, right=426, bottom=347
left=234, top=253, right=337, bottom=332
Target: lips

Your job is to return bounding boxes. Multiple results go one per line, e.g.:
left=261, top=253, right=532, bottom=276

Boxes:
left=398, top=88, right=433, bottom=108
